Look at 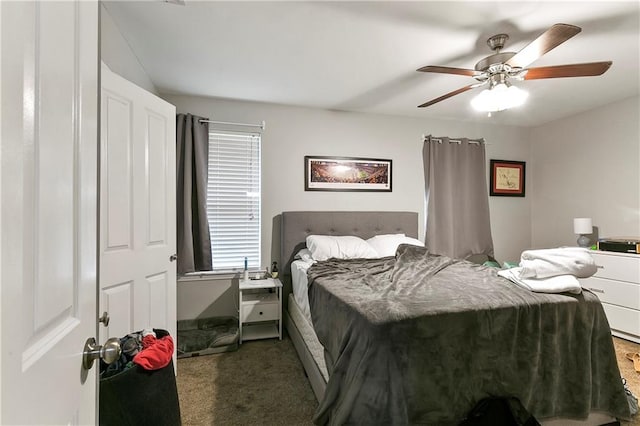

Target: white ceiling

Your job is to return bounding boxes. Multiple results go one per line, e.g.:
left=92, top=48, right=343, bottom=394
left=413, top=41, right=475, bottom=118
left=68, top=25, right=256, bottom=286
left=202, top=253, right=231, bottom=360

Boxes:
left=104, top=1, right=640, bottom=127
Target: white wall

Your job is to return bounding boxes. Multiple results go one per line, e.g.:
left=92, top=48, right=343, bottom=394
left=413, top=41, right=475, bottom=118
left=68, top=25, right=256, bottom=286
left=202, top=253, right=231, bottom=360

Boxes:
left=177, top=276, right=239, bottom=320
left=100, top=4, right=158, bottom=95
left=164, top=94, right=532, bottom=264
left=530, top=95, right=640, bottom=248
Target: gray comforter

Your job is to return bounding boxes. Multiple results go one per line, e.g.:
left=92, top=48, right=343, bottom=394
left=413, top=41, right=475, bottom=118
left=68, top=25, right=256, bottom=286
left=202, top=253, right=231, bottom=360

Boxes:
left=307, top=244, right=630, bottom=425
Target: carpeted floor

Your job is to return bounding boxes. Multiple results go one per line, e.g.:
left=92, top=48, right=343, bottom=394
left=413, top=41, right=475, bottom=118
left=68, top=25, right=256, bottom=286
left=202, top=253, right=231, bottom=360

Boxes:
left=176, top=335, right=639, bottom=425
left=615, top=337, right=640, bottom=426
left=176, top=336, right=316, bottom=425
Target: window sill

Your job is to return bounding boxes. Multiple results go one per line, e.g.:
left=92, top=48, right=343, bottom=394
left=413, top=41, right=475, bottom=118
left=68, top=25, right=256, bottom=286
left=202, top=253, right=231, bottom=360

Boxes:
left=178, top=269, right=264, bottom=282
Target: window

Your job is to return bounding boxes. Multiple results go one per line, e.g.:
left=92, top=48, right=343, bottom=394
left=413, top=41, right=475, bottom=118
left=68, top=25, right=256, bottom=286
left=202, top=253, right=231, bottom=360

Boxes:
left=207, top=131, right=261, bottom=271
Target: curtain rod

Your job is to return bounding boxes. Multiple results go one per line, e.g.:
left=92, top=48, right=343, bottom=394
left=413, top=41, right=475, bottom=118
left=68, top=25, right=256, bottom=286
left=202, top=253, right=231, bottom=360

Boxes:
left=422, top=135, right=486, bottom=145
left=199, top=119, right=266, bottom=130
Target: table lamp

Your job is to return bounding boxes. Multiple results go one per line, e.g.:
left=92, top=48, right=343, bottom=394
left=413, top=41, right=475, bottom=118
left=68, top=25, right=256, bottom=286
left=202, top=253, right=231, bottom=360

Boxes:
left=573, top=218, right=593, bottom=248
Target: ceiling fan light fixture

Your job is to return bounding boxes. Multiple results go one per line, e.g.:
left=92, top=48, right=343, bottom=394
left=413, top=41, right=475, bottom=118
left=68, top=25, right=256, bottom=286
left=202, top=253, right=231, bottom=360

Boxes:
left=470, top=82, right=528, bottom=112
left=417, top=24, right=610, bottom=111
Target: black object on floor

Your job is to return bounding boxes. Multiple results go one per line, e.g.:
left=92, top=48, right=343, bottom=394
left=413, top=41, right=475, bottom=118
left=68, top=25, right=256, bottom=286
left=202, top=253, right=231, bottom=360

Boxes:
left=459, top=396, right=540, bottom=426
left=177, top=316, right=238, bottom=358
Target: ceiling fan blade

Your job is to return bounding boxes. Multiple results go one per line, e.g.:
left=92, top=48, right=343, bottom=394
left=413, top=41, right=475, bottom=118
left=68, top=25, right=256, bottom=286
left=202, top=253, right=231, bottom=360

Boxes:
left=418, top=84, right=477, bottom=108
left=417, top=65, right=480, bottom=77
left=505, top=23, right=581, bottom=69
left=524, top=61, right=612, bottom=80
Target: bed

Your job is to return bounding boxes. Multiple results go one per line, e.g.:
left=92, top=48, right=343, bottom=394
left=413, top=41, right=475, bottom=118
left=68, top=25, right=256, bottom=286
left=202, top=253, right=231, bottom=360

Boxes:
left=280, top=211, right=630, bottom=425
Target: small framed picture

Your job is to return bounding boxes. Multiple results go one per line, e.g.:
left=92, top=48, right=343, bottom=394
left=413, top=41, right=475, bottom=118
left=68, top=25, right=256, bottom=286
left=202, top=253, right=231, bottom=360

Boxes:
left=305, top=156, right=392, bottom=192
left=490, top=159, right=525, bottom=197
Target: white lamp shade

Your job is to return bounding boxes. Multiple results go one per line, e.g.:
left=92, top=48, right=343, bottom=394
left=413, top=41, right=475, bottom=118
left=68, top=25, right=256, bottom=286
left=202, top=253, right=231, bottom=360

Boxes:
left=573, top=218, right=593, bottom=234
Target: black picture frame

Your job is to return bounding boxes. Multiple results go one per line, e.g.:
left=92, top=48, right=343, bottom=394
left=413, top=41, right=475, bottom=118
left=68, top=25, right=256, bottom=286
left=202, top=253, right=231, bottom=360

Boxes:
left=304, top=156, right=392, bottom=192
left=490, top=159, right=526, bottom=197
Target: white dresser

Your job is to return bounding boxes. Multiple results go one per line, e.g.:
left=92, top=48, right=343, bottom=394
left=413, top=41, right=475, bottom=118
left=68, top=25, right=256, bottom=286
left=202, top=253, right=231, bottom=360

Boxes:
left=580, top=250, right=640, bottom=343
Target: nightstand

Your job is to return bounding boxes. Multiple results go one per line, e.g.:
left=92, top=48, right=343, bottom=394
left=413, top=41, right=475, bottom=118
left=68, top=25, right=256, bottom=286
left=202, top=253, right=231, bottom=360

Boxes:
left=238, top=277, right=282, bottom=343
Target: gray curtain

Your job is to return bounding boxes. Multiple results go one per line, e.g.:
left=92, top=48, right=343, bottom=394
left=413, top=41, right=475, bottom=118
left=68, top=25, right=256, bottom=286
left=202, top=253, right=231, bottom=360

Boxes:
left=422, top=135, right=494, bottom=259
left=176, top=114, right=212, bottom=274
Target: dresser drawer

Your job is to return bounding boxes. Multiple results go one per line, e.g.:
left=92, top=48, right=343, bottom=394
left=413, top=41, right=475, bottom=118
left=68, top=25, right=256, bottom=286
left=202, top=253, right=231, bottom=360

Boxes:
left=601, top=302, right=640, bottom=337
left=241, top=302, right=279, bottom=323
left=590, top=252, right=640, bottom=283
left=582, top=276, right=640, bottom=310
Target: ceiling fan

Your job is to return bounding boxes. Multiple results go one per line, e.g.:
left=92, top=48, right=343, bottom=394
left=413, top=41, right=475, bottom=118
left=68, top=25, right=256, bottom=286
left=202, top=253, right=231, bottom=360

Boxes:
left=416, top=23, right=612, bottom=110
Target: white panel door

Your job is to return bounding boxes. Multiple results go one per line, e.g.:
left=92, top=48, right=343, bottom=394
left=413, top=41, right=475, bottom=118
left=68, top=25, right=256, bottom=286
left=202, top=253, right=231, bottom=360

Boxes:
left=100, top=65, right=177, bottom=349
left=0, top=1, right=99, bottom=424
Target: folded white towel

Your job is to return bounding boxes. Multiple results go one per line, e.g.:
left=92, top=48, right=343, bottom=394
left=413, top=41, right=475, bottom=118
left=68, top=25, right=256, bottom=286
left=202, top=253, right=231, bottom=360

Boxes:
left=519, top=247, right=596, bottom=279
left=498, top=267, right=582, bottom=294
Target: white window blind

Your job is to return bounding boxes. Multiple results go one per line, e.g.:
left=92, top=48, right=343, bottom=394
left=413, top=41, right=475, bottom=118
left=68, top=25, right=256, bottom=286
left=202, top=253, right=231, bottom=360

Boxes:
left=207, top=131, right=261, bottom=271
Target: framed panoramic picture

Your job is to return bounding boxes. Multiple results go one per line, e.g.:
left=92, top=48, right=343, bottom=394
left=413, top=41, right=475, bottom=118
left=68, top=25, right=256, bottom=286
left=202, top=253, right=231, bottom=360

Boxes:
left=304, top=156, right=392, bottom=192
left=490, top=159, right=526, bottom=197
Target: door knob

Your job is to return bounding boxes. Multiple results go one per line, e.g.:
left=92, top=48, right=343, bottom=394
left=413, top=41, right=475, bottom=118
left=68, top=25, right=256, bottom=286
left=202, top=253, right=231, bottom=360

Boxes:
left=169, top=254, right=177, bottom=262
left=82, top=337, right=121, bottom=370
left=98, top=311, right=110, bottom=327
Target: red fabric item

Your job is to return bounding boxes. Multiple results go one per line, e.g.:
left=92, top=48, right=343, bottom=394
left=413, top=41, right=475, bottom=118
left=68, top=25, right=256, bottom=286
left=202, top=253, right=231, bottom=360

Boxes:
left=133, top=335, right=174, bottom=370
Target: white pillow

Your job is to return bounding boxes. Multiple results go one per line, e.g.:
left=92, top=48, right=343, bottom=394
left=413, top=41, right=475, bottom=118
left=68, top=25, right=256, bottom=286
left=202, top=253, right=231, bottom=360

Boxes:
left=365, top=234, right=405, bottom=257
left=399, top=236, right=425, bottom=248
left=366, top=234, right=424, bottom=257
left=294, top=248, right=314, bottom=262
left=306, top=235, right=379, bottom=261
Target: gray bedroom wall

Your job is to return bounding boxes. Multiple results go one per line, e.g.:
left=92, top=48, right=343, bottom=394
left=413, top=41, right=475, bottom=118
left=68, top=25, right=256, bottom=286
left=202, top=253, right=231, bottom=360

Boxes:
left=100, top=4, right=158, bottom=95
left=164, top=94, right=533, bottom=264
left=530, top=95, right=640, bottom=249
left=164, top=94, right=533, bottom=319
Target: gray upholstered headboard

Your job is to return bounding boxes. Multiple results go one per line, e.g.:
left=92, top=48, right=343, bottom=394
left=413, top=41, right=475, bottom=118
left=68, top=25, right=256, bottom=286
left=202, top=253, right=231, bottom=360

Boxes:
left=279, top=211, right=419, bottom=309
